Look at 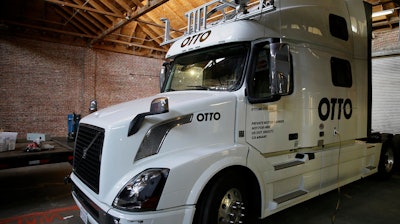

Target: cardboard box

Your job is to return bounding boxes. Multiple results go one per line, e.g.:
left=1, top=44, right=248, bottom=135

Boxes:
left=27, top=133, right=51, bottom=142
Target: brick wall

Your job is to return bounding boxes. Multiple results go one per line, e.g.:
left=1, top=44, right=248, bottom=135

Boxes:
left=94, top=50, right=162, bottom=107
left=1, top=28, right=399, bottom=139
left=0, top=35, right=162, bottom=139
left=372, top=28, right=400, bottom=54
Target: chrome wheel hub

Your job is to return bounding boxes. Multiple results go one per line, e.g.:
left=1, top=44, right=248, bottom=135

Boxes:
left=218, top=188, right=246, bottom=224
left=384, top=148, right=395, bottom=173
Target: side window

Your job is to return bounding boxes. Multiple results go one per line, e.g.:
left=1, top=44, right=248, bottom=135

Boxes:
left=251, top=45, right=271, bottom=98
left=329, top=14, right=348, bottom=41
left=248, top=42, right=292, bottom=104
left=331, top=57, right=352, bottom=88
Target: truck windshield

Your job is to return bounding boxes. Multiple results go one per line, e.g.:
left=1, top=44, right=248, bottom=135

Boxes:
left=164, top=43, right=248, bottom=92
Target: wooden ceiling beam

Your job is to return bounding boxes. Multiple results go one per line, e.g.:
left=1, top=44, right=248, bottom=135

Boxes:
left=101, top=37, right=168, bottom=52
left=93, top=44, right=165, bottom=59
left=138, top=16, right=165, bottom=45
left=79, top=0, right=115, bottom=23
left=93, top=0, right=124, bottom=15
left=116, top=21, right=139, bottom=43
left=138, top=26, right=163, bottom=46
left=131, top=27, right=148, bottom=45
left=146, top=0, right=192, bottom=41
left=89, top=0, right=169, bottom=45
left=4, top=20, right=96, bottom=39
left=54, top=7, right=92, bottom=34
left=131, top=0, right=145, bottom=7
left=115, top=0, right=133, bottom=13
left=372, top=16, right=400, bottom=27
left=58, top=5, right=99, bottom=34
left=45, top=0, right=123, bottom=18
left=128, top=21, right=139, bottom=43
left=71, top=0, right=111, bottom=30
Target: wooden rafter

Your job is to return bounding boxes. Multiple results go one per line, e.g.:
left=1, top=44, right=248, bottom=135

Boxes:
left=45, top=0, right=123, bottom=18
left=4, top=20, right=95, bottom=39
left=90, top=0, right=169, bottom=45
left=103, top=37, right=167, bottom=52
left=115, top=0, right=133, bottom=13
left=53, top=7, right=92, bottom=34
left=3, top=0, right=397, bottom=58
left=70, top=0, right=113, bottom=28
left=58, top=5, right=99, bottom=34
left=138, top=16, right=164, bottom=45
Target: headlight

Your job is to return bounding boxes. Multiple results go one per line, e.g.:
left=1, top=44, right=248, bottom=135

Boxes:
left=113, top=168, right=169, bottom=211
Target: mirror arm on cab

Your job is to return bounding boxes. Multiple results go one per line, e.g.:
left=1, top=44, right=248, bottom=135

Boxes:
left=128, top=97, right=169, bottom=136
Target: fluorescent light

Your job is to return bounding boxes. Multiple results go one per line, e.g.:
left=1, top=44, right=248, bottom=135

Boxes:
left=372, top=9, right=394, bottom=18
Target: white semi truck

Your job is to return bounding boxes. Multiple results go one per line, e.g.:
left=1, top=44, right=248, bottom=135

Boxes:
left=69, top=0, right=397, bottom=223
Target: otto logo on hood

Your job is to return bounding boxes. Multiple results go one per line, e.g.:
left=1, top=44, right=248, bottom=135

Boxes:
left=181, top=30, right=212, bottom=48
left=196, top=112, right=221, bottom=122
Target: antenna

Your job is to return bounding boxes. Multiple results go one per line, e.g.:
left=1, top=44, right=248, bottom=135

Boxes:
left=160, top=0, right=276, bottom=46
left=160, top=18, right=171, bottom=43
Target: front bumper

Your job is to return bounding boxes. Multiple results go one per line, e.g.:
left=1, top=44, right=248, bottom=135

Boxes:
left=72, top=184, right=195, bottom=224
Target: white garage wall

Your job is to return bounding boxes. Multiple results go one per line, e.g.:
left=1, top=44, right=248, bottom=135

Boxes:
left=371, top=55, right=400, bottom=134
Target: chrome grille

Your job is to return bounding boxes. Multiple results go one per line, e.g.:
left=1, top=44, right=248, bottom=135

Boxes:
left=73, top=123, right=105, bottom=194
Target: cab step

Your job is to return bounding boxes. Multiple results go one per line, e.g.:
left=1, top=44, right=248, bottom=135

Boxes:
left=273, top=153, right=315, bottom=170
left=274, top=189, right=308, bottom=204
left=274, top=160, right=304, bottom=170
left=365, top=165, right=376, bottom=170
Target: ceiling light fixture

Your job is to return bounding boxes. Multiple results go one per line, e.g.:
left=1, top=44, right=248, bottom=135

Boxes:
left=372, top=9, right=394, bottom=18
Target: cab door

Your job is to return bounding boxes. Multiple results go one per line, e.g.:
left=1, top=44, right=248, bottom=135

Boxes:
left=245, top=41, right=297, bottom=154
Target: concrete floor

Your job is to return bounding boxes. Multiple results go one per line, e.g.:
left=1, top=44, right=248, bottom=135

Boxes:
left=0, top=163, right=79, bottom=224
left=263, top=173, right=400, bottom=224
left=0, top=163, right=399, bottom=224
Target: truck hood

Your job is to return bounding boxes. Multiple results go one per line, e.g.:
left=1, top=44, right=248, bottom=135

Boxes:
left=81, top=91, right=237, bottom=130
left=78, top=91, right=238, bottom=201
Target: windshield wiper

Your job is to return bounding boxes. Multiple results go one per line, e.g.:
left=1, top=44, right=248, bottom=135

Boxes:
left=186, top=85, right=209, bottom=90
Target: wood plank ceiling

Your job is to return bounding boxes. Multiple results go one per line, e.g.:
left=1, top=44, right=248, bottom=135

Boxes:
left=367, top=0, right=400, bottom=29
left=0, top=0, right=399, bottom=59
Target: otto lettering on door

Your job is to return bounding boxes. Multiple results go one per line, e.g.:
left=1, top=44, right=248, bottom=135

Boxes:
left=318, top=97, right=352, bottom=121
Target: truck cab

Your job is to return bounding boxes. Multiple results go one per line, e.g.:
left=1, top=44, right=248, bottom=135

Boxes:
left=70, top=1, right=390, bottom=224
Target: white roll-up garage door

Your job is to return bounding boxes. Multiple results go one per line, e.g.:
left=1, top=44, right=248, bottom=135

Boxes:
left=371, top=55, right=400, bottom=134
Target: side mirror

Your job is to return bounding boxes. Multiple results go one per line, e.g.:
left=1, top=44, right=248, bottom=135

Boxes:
left=150, top=97, right=169, bottom=114
left=270, top=43, right=292, bottom=95
left=128, top=97, right=169, bottom=136
left=89, top=100, right=98, bottom=113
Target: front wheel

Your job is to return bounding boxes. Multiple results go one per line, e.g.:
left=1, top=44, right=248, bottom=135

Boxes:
left=378, top=139, right=395, bottom=179
left=193, top=171, right=260, bottom=224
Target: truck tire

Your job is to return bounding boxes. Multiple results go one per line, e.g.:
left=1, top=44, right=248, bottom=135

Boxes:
left=392, top=134, right=400, bottom=171
left=193, top=171, right=259, bottom=224
left=378, top=138, right=395, bottom=179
